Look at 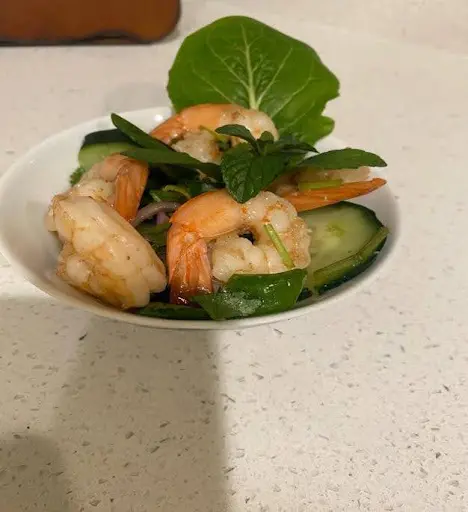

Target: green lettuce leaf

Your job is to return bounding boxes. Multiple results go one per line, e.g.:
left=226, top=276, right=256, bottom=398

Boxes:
left=167, top=16, right=340, bottom=145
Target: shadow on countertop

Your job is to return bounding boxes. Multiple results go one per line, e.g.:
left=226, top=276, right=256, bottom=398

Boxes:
left=0, top=433, right=76, bottom=512
left=0, top=296, right=229, bottom=512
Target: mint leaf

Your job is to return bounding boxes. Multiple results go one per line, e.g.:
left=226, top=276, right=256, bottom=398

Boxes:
left=216, top=124, right=259, bottom=151
left=302, top=148, right=387, bottom=170
left=271, top=134, right=317, bottom=154
left=167, top=16, right=340, bottom=145
left=221, top=144, right=286, bottom=203
left=216, top=125, right=295, bottom=156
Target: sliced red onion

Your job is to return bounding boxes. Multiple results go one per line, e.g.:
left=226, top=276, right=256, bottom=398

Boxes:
left=156, top=211, right=169, bottom=225
left=132, top=201, right=180, bottom=227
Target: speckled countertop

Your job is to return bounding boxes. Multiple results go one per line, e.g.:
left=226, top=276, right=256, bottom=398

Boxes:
left=1, top=1, right=468, bottom=511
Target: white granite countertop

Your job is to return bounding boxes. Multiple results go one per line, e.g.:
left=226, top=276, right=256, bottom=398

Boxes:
left=1, top=1, right=468, bottom=510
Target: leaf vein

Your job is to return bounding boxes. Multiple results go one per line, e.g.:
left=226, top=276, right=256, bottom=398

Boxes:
left=207, top=37, right=250, bottom=91
left=269, top=66, right=316, bottom=119
left=190, top=62, right=233, bottom=103
left=257, top=47, right=294, bottom=107
left=279, top=101, right=318, bottom=133
left=240, top=24, right=258, bottom=109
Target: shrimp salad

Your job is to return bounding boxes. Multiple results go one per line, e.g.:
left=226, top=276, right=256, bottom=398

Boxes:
left=46, top=17, right=390, bottom=321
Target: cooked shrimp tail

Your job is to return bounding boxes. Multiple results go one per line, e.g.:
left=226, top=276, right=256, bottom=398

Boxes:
left=113, top=157, right=149, bottom=222
left=281, top=178, right=387, bottom=212
left=167, top=189, right=242, bottom=304
left=167, top=189, right=311, bottom=304
left=48, top=154, right=149, bottom=226
left=167, top=224, right=213, bottom=305
left=49, top=196, right=166, bottom=309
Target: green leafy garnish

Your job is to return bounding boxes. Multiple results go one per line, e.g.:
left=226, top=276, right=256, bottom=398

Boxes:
left=218, top=126, right=320, bottom=202
left=111, top=113, right=170, bottom=151
left=263, top=223, right=294, bottom=269
left=297, top=288, right=314, bottom=301
left=195, top=291, right=261, bottom=320
left=137, top=302, right=210, bottom=320
left=301, top=148, right=387, bottom=170
left=136, top=222, right=170, bottom=249
left=161, top=184, right=191, bottom=200
left=216, top=124, right=261, bottom=151
left=185, top=179, right=219, bottom=197
left=194, top=269, right=306, bottom=320
left=69, top=166, right=86, bottom=185
left=270, top=135, right=317, bottom=155
left=149, top=189, right=186, bottom=202
left=217, top=125, right=386, bottom=202
left=200, top=126, right=230, bottom=151
left=167, top=16, right=340, bottom=145
left=221, top=143, right=287, bottom=203
left=124, top=147, right=221, bottom=180
left=149, top=179, right=216, bottom=202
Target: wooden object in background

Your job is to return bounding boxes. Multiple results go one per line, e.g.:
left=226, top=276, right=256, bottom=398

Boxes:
left=0, top=0, right=180, bottom=44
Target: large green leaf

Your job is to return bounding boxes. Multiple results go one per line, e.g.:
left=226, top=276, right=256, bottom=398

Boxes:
left=194, top=269, right=307, bottom=320
left=167, top=16, right=340, bottom=145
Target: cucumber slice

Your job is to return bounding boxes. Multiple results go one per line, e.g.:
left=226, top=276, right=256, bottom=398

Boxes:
left=82, top=129, right=132, bottom=146
left=78, top=129, right=137, bottom=171
left=300, top=202, right=388, bottom=293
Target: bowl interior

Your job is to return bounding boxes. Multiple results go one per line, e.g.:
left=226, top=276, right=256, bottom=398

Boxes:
left=0, top=108, right=400, bottom=330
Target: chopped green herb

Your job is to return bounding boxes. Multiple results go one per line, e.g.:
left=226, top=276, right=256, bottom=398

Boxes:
left=136, top=222, right=170, bottom=249
left=263, top=223, right=295, bottom=269
left=150, top=189, right=186, bottom=203
left=69, top=166, right=86, bottom=186
left=162, top=185, right=191, bottom=200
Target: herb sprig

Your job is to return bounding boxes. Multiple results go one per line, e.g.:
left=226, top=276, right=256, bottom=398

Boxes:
left=216, top=125, right=386, bottom=203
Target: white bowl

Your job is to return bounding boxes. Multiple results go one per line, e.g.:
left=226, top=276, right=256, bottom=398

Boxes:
left=0, top=108, right=400, bottom=330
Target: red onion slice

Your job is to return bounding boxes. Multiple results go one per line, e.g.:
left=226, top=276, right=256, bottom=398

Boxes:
left=156, top=211, right=169, bottom=225
left=132, top=201, right=180, bottom=227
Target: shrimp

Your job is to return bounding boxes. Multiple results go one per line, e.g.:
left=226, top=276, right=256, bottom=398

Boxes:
left=46, top=154, right=148, bottom=229
left=279, top=178, right=387, bottom=212
left=269, top=161, right=386, bottom=212
left=167, top=190, right=310, bottom=305
left=150, top=103, right=278, bottom=164
left=49, top=195, right=166, bottom=309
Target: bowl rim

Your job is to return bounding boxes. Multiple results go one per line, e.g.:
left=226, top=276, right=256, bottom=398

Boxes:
left=0, top=107, right=402, bottom=330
